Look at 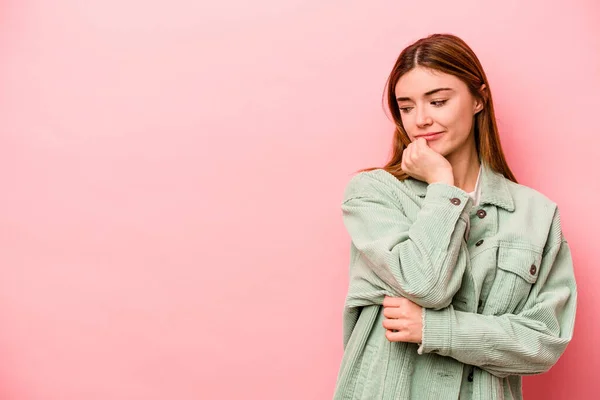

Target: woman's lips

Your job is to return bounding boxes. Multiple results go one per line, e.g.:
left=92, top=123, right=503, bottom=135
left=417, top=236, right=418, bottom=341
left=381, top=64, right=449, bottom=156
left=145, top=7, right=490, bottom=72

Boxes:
left=417, top=132, right=443, bottom=141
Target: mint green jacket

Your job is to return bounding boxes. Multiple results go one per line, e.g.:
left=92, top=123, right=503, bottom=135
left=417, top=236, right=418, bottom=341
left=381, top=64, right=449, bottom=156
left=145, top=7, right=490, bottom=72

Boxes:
left=333, top=162, right=577, bottom=400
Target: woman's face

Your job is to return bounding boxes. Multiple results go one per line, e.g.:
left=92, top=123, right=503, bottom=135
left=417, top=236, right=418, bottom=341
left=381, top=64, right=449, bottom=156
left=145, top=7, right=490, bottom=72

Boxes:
left=394, top=66, right=484, bottom=157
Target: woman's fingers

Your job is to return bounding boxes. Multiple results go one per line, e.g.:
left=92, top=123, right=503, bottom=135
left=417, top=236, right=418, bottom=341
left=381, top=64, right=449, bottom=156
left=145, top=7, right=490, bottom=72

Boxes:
left=385, top=329, right=409, bottom=342
left=383, top=295, right=405, bottom=307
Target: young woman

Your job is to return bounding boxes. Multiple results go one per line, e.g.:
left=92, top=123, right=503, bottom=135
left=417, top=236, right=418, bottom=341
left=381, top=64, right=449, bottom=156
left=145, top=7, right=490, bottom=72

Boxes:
left=333, top=33, right=577, bottom=400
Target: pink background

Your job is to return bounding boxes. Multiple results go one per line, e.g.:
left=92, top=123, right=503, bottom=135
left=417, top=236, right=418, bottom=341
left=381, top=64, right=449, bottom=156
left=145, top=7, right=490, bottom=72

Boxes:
left=0, top=1, right=598, bottom=399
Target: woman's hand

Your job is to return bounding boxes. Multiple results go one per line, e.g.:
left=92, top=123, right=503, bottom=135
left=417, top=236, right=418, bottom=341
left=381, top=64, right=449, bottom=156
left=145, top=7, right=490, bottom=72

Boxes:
left=382, top=296, right=423, bottom=344
left=401, top=137, right=454, bottom=185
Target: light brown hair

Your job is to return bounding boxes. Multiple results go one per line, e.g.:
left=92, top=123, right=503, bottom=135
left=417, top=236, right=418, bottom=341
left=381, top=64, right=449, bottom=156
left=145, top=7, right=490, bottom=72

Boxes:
left=360, top=33, right=517, bottom=183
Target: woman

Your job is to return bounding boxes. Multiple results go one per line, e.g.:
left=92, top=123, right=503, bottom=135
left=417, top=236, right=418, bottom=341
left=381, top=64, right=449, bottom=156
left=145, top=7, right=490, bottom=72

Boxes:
left=333, top=33, right=577, bottom=400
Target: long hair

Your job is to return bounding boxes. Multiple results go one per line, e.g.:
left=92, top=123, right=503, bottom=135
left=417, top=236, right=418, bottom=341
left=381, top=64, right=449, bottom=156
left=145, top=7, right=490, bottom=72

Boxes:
left=360, top=33, right=517, bottom=183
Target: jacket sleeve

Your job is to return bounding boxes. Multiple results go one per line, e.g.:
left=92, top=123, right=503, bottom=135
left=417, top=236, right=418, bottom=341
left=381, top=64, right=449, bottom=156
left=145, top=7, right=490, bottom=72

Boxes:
left=418, top=222, right=577, bottom=377
left=341, top=172, right=474, bottom=310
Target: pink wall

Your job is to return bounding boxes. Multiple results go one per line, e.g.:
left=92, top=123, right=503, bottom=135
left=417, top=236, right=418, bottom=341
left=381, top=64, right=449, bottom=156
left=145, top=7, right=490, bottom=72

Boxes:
left=0, top=1, right=597, bottom=399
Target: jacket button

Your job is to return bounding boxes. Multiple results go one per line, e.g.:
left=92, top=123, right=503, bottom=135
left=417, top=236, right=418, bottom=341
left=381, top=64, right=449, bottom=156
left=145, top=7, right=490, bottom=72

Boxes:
left=476, top=209, right=487, bottom=218
left=475, top=239, right=484, bottom=246
left=451, top=198, right=461, bottom=205
left=530, top=264, right=537, bottom=275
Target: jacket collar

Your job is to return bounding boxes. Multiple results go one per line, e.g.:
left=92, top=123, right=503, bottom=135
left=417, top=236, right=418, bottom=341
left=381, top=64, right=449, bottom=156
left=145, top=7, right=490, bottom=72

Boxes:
left=405, top=161, right=515, bottom=211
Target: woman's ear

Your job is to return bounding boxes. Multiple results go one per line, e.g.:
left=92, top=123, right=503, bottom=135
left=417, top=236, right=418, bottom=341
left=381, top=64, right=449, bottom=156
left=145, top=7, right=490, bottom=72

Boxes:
left=474, top=83, right=487, bottom=114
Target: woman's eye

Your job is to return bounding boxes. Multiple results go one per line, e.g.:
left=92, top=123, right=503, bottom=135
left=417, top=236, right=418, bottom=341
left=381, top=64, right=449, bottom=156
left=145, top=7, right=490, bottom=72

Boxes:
left=431, top=100, right=448, bottom=107
left=399, top=107, right=413, bottom=114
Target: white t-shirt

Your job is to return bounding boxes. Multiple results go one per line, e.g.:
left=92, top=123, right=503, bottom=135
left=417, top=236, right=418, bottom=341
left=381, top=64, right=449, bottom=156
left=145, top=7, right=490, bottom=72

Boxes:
left=464, top=165, right=482, bottom=241
left=467, top=165, right=482, bottom=206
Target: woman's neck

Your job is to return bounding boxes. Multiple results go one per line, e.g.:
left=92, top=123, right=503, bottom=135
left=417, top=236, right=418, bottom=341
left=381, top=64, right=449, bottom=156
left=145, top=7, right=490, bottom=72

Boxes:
left=446, top=144, right=480, bottom=193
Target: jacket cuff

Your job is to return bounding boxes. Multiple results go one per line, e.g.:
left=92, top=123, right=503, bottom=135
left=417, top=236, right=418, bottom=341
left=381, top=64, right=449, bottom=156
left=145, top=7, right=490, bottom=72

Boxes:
left=416, top=183, right=473, bottom=248
left=424, top=182, right=472, bottom=210
left=417, top=307, right=452, bottom=356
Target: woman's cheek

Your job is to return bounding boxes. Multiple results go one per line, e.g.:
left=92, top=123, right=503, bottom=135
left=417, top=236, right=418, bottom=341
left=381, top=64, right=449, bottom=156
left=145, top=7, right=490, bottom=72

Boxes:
left=401, top=121, right=416, bottom=141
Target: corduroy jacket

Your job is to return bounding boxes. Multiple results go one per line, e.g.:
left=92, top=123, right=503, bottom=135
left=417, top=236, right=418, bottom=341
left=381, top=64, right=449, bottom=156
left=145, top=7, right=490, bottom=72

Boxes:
left=333, top=162, right=577, bottom=400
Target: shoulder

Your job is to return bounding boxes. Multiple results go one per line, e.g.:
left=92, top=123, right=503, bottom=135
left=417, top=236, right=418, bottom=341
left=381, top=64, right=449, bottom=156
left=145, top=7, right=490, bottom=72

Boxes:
left=505, top=179, right=558, bottom=213
left=342, top=168, right=412, bottom=203
left=503, top=178, right=565, bottom=249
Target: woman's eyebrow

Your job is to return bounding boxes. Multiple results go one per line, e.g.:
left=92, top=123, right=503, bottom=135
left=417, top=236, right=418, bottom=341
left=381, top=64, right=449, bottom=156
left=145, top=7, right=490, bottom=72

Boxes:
left=396, top=87, right=454, bottom=102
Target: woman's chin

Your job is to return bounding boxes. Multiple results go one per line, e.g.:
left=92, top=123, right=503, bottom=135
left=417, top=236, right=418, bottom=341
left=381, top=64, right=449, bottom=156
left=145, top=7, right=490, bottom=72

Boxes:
left=426, top=141, right=445, bottom=154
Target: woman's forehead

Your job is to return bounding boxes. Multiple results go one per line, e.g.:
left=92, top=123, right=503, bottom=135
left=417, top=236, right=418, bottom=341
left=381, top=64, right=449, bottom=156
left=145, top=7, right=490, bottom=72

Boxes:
left=395, top=67, right=464, bottom=97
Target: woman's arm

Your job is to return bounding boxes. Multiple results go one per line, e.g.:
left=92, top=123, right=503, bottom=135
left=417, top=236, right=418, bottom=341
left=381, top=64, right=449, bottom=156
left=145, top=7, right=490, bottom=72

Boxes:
left=418, top=232, right=577, bottom=377
left=342, top=172, right=473, bottom=310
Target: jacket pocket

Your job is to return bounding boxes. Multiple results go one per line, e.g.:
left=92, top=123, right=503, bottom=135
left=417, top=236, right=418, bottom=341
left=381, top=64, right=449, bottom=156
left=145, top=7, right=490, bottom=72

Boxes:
left=486, top=243, right=543, bottom=315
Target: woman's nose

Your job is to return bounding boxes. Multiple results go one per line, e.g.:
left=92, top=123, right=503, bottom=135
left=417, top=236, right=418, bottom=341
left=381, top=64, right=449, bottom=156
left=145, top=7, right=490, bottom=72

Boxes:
left=416, top=107, right=433, bottom=127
